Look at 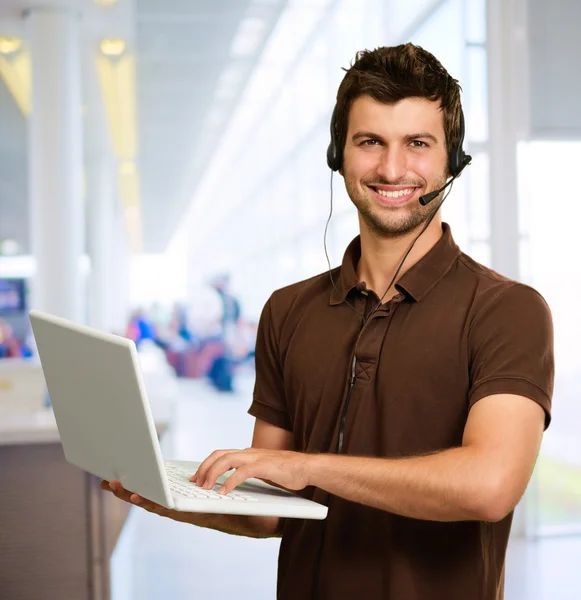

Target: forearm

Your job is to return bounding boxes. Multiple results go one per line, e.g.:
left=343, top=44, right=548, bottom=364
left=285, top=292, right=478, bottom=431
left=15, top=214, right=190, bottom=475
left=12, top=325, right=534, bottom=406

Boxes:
left=184, top=512, right=284, bottom=539
left=308, top=447, right=502, bottom=522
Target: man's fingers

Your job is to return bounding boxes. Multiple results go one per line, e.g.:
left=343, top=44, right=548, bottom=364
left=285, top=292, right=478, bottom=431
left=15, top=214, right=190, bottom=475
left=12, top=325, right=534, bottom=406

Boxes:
left=203, top=454, right=247, bottom=490
left=194, top=449, right=233, bottom=483
left=129, top=494, right=158, bottom=511
left=192, top=449, right=238, bottom=485
left=218, top=466, right=250, bottom=495
left=128, top=493, right=147, bottom=505
left=102, top=480, right=171, bottom=517
left=107, top=480, right=138, bottom=504
left=191, top=451, right=219, bottom=484
left=101, top=480, right=130, bottom=500
left=202, top=456, right=236, bottom=489
left=109, top=486, right=165, bottom=514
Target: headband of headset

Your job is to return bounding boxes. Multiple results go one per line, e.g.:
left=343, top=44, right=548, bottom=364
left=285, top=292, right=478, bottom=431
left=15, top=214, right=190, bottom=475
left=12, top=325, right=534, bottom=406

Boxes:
left=326, top=103, right=469, bottom=177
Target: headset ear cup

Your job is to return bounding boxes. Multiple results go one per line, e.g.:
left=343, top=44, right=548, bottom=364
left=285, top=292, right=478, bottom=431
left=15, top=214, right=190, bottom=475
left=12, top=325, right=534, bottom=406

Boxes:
left=327, top=105, right=341, bottom=171
left=448, top=152, right=455, bottom=177
left=449, top=147, right=462, bottom=177
left=448, top=109, right=467, bottom=177
left=327, top=141, right=339, bottom=171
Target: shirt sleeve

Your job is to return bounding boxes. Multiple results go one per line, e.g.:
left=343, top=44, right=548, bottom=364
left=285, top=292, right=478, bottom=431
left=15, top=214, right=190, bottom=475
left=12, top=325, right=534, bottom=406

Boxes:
left=247, top=294, right=292, bottom=431
left=468, top=283, right=554, bottom=429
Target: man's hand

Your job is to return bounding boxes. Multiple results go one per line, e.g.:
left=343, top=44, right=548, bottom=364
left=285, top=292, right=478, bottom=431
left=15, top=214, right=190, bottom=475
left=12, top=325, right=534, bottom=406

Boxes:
left=101, top=480, right=194, bottom=523
left=99, top=421, right=297, bottom=539
left=191, top=448, right=311, bottom=495
left=100, top=479, right=283, bottom=538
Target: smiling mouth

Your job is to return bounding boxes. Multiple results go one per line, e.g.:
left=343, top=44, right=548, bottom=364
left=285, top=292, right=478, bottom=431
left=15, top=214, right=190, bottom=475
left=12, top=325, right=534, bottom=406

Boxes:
left=367, top=185, right=420, bottom=205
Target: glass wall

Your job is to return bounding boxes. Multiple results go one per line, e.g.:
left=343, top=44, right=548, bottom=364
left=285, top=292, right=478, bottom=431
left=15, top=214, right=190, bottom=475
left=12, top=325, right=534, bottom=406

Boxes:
left=519, top=140, right=581, bottom=534
left=182, top=0, right=490, bottom=320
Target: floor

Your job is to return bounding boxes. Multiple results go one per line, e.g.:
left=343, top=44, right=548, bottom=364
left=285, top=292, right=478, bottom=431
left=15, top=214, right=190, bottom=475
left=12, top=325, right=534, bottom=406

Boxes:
left=111, top=376, right=581, bottom=600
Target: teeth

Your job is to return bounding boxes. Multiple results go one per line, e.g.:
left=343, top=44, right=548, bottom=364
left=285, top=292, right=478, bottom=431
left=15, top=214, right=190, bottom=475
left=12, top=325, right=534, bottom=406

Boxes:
left=375, top=188, right=414, bottom=198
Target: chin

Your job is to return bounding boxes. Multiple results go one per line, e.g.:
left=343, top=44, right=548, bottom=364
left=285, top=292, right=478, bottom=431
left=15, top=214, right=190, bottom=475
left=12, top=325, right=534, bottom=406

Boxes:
left=365, top=211, right=428, bottom=237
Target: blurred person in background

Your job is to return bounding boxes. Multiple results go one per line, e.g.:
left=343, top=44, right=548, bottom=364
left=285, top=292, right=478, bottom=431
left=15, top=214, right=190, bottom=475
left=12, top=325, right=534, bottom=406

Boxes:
left=0, top=317, right=31, bottom=358
left=210, top=274, right=241, bottom=334
left=125, top=307, right=156, bottom=347
left=168, top=302, right=195, bottom=348
left=103, top=43, right=553, bottom=600
left=207, top=274, right=243, bottom=392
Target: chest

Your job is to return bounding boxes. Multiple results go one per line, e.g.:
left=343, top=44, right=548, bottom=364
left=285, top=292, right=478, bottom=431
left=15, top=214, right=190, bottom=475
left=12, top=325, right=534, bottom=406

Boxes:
left=280, top=298, right=472, bottom=456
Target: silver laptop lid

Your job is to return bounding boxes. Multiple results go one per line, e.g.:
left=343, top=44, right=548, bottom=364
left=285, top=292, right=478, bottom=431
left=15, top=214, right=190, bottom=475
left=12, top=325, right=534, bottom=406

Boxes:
left=29, top=309, right=174, bottom=507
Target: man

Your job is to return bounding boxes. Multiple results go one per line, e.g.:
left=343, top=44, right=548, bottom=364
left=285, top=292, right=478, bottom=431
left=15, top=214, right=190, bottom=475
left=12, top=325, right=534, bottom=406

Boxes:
left=104, top=44, right=553, bottom=599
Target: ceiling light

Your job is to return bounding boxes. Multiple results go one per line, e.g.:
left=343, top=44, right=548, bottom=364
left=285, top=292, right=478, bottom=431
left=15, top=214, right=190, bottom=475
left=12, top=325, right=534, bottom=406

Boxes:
left=94, top=0, right=119, bottom=7
left=99, top=38, right=126, bottom=57
left=0, top=37, right=22, bottom=55
left=119, top=161, right=136, bottom=175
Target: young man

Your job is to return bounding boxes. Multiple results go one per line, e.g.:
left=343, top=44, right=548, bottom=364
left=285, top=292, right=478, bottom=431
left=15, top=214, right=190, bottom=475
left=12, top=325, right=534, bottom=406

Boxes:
left=104, top=44, right=553, bottom=599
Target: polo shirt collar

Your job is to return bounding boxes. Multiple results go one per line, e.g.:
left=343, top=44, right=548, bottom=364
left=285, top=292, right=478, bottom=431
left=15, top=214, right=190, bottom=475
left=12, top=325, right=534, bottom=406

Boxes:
left=329, top=222, right=461, bottom=305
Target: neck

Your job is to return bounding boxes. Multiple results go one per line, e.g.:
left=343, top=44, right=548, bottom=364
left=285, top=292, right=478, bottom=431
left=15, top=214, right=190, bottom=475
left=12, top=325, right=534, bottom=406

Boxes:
left=356, top=214, right=444, bottom=298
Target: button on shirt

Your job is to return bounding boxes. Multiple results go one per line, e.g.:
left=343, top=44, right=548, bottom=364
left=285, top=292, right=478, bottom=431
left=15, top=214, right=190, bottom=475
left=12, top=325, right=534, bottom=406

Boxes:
left=248, top=223, right=554, bottom=600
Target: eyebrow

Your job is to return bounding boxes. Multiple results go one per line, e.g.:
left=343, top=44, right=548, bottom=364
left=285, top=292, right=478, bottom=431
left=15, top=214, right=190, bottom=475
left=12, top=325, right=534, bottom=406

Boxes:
left=351, top=131, right=440, bottom=145
left=405, top=132, right=439, bottom=145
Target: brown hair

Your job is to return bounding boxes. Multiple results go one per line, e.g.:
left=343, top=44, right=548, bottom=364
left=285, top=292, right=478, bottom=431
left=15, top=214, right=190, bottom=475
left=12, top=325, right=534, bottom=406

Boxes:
left=334, top=43, right=463, bottom=163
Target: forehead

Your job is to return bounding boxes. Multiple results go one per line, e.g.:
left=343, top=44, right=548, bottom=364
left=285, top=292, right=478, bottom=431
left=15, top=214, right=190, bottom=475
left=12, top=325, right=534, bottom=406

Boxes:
left=347, top=95, right=445, bottom=138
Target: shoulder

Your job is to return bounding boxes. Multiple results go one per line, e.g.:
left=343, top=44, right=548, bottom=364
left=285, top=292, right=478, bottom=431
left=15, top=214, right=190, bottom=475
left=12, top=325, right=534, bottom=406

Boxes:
left=455, top=253, right=552, bottom=330
left=267, top=268, right=338, bottom=323
left=457, top=252, right=515, bottom=293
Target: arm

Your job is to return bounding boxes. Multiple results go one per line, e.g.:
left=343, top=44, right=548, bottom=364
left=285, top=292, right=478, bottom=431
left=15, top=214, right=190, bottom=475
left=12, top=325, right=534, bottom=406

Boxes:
left=306, top=393, right=545, bottom=522
left=103, top=418, right=292, bottom=538
left=199, top=394, right=545, bottom=523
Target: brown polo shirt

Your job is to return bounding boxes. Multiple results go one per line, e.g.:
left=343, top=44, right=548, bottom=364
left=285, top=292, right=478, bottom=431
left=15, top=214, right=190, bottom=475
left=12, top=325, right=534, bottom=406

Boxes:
left=248, top=222, right=554, bottom=600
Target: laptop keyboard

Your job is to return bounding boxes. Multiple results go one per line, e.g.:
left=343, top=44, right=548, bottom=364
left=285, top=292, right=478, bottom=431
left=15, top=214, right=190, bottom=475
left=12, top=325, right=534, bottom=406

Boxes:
left=165, top=462, right=257, bottom=501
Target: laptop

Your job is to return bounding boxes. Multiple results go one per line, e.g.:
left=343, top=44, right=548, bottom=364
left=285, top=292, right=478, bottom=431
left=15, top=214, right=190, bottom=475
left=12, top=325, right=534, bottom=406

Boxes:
left=28, top=309, right=327, bottom=520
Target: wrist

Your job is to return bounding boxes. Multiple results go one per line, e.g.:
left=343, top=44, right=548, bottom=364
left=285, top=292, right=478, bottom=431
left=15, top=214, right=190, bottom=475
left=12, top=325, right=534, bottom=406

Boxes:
left=306, top=452, right=330, bottom=488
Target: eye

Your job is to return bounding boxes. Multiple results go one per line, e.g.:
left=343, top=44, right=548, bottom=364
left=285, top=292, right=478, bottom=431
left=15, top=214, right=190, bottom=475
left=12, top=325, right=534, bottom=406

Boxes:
left=410, top=140, right=428, bottom=148
left=361, top=139, right=381, bottom=146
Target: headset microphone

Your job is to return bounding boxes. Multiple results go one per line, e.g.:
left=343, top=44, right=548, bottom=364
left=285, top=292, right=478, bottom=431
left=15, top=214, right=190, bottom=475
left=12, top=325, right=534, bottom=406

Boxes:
left=419, top=173, right=457, bottom=206
left=418, top=154, right=472, bottom=206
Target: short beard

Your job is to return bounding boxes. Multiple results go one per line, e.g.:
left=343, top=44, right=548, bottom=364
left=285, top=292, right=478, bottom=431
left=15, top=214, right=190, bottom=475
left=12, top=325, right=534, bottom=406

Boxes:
left=345, top=175, right=447, bottom=238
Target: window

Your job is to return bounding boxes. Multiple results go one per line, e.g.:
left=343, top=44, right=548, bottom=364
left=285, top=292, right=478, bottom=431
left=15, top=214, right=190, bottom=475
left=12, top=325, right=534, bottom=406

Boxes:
left=518, top=141, right=581, bottom=533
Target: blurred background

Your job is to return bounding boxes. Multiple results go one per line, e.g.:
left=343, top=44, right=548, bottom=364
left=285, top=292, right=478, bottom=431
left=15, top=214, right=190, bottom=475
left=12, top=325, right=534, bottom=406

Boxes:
left=0, top=0, right=579, bottom=598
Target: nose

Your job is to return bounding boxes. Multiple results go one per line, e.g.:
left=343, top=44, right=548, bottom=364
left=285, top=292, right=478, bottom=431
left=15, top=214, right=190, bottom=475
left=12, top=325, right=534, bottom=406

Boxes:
left=376, top=146, right=407, bottom=183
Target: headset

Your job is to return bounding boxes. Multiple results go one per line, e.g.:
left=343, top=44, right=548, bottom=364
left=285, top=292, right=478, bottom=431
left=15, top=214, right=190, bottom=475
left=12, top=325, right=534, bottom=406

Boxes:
left=323, top=100, right=472, bottom=318
left=326, top=103, right=472, bottom=185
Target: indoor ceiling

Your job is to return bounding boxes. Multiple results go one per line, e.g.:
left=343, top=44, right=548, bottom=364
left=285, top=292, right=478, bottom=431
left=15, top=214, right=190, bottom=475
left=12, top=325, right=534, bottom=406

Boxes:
left=0, top=0, right=287, bottom=254
left=136, top=0, right=287, bottom=251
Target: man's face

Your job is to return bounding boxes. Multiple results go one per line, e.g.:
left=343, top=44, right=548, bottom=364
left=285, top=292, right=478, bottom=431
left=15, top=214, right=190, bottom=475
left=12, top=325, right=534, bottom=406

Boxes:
left=341, top=95, right=449, bottom=237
